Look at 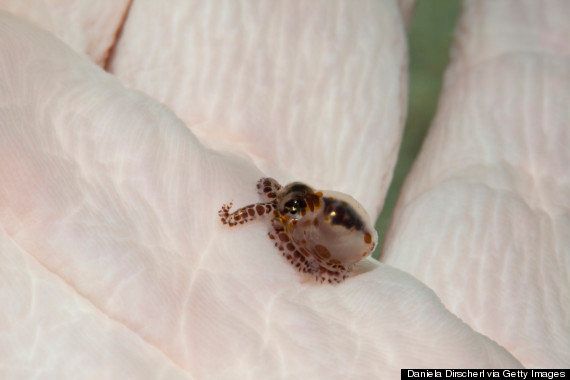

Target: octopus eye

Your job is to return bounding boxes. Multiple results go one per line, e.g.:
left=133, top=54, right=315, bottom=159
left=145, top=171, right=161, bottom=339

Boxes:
left=284, top=198, right=306, bottom=215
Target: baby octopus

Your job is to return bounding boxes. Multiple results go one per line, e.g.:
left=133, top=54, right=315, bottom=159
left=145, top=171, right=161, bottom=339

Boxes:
left=218, top=178, right=378, bottom=283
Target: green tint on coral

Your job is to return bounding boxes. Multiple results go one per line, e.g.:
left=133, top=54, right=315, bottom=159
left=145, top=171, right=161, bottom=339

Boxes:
left=373, top=0, right=462, bottom=259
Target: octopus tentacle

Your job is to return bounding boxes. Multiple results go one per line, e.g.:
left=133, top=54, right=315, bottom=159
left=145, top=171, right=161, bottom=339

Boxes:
left=256, top=177, right=282, bottom=201
left=268, top=220, right=320, bottom=275
left=218, top=202, right=275, bottom=227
